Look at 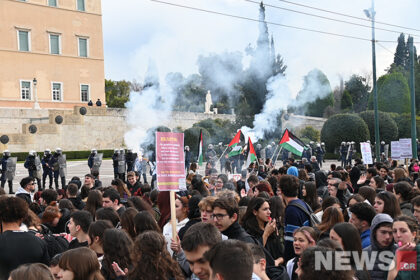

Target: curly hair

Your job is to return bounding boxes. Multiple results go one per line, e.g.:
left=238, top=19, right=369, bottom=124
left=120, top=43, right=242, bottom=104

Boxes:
left=128, top=231, right=184, bottom=280
left=0, top=196, right=28, bottom=223
left=102, top=229, right=133, bottom=280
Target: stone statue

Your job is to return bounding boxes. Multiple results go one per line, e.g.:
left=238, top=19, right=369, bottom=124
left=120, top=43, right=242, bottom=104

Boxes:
left=205, top=90, right=213, bottom=114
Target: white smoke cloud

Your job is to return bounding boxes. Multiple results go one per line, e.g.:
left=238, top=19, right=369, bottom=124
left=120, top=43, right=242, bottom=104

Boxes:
left=124, top=62, right=176, bottom=152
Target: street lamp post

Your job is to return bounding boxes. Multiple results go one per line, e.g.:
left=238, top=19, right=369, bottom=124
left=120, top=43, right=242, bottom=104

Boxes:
left=33, top=77, right=40, bottom=109
left=364, top=0, right=380, bottom=162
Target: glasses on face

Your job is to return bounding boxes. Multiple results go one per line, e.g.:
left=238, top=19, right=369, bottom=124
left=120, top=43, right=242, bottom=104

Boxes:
left=28, top=182, right=35, bottom=186
left=211, top=213, right=228, bottom=220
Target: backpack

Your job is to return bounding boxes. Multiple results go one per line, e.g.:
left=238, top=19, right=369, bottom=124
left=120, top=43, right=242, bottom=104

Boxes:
left=38, top=224, right=69, bottom=257
left=288, top=200, right=320, bottom=227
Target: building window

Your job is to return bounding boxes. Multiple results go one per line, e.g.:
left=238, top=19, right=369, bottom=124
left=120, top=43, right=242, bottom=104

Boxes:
left=77, top=0, right=85, bottom=11
left=17, top=30, right=30, bottom=52
left=81, top=84, right=89, bottom=102
left=48, top=0, right=57, bottom=7
left=20, top=81, right=31, bottom=100
left=78, top=37, right=88, bottom=57
left=52, top=82, right=62, bottom=101
left=49, top=34, right=60, bottom=55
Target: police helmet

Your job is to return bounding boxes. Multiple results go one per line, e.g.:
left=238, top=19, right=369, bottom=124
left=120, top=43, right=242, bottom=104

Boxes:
left=29, top=150, right=36, bottom=156
left=347, top=142, right=351, bottom=145
left=91, top=149, right=97, bottom=154
left=381, top=141, right=385, bottom=145
left=3, top=150, right=10, bottom=156
left=341, top=142, right=345, bottom=145
left=208, top=144, right=213, bottom=149
left=218, top=142, right=223, bottom=146
left=266, top=145, right=272, bottom=149
left=185, top=146, right=190, bottom=151
left=317, top=143, right=321, bottom=147
left=366, top=140, right=371, bottom=143
left=256, top=144, right=262, bottom=149
left=351, top=141, right=355, bottom=144
left=271, top=142, right=275, bottom=146
left=114, top=149, right=119, bottom=153
left=321, top=142, right=325, bottom=146
left=310, top=141, right=314, bottom=145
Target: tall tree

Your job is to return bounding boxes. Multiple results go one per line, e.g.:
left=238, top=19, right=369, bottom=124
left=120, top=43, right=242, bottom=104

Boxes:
left=344, top=75, right=371, bottom=113
left=105, top=79, right=131, bottom=108
left=388, top=33, right=409, bottom=73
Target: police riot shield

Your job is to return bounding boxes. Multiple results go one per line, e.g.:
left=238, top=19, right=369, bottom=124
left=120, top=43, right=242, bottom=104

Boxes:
left=6, top=157, right=17, bottom=181
left=34, top=155, right=42, bottom=179
left=118, top=153, right=126, bottom=174
left=58, top=154, right=67, bottom=177
left=92, top=153, right=103, bottom=173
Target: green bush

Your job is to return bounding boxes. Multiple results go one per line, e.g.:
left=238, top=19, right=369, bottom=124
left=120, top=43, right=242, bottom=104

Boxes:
left=358, top=110, right=399, bottom=143
left=298, top=126, right=320, bottom=142
left=321, top=114, right=369, bottom=153
left=184, top=127, right=211, bottom=160
left=390, top=113, right=420, bottom=139
left=368, top=72, right=410, bottom=114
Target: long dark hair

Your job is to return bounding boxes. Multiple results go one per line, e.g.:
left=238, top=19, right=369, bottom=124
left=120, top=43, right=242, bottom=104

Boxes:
left=303, top=181, right=321, bottom=212
left=134, top=211, right=161, bottom=236
left=120, top=207, right=139, bottom=239
left=269, top=196, right=285, bottom=227
left=85, top=190, right=103, bottom=218
left=128, top=231, right=184, bottom=280
left=376, top=191, right=401, bottom=218
left=241, top=197, right=268, bottom=236
left=102, top=229, right=133, bottom=280
left=332, top=223, right=362, bottom=267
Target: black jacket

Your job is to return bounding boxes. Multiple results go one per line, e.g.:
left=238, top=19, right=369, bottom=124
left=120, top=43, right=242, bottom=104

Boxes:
left=69, top=196, right=85, bottom=210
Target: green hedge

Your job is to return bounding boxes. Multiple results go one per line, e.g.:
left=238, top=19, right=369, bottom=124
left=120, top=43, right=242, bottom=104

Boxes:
left=359, top=110, right=399, bottom=143
left=321, top=113, right=369, bottom=153
left=11, top=149, right=115, bottom=161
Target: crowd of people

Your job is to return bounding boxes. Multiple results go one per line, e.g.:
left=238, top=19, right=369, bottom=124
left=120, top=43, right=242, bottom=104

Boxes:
left=1, top=152, right=420, bottom=280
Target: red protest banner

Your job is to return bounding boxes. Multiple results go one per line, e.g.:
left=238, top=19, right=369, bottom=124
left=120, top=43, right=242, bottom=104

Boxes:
left=156, top=132, right=185, bottom=191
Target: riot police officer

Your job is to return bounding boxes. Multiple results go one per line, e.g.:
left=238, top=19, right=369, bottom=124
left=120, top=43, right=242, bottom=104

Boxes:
left=49, top=148, right=66, bottom=189
left=24, top=150, right=42, bottom=190
left=88, top=149, right=97, bottom=170
left=42, top=149, right=53, bottom=189
left=315, top=143, right=325, bottom=167
left=125, top=149, right=137, bottom=172
left=117, top=148, right=126, bottom=181
left=0, top=150, right=14, bottom=194
left=184, top=146, right=191, bottom=171
left=112, top=149, right=119, bottom=179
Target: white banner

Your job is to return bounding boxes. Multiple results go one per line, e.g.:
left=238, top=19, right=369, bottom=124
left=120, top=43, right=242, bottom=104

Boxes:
left=360, top=142, right=373, bottom=164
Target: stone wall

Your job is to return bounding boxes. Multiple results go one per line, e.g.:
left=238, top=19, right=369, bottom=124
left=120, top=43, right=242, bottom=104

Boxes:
left=0, top=107, right=235, bottom=152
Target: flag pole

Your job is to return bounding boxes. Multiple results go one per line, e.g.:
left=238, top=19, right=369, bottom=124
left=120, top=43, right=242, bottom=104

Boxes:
left=217, top=145, right=229, bottom=163
left=270, top=144, right=279, bottom=162
left=274, top=146, right=282, bottom=167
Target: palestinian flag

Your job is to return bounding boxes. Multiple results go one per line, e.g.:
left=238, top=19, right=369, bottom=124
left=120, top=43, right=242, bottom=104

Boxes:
left=246, top=137, right=257, bottom=167
left=228, top=130, right=242, bottom=157
left=279, top=129, right=305, bottom=157
left=198, top=130, right=203, bottom=166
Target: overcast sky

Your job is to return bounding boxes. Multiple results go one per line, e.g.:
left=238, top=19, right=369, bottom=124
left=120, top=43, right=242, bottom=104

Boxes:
left=102, top=0, right=420, bottom=96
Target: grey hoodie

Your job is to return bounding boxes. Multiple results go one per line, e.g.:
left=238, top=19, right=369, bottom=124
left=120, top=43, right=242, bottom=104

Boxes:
left=364, top=213, right=397, bottom=280
left=15, top=187, right=32, bottom=205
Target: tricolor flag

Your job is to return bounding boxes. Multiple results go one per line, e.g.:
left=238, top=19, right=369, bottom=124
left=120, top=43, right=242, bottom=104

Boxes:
left=246, top=137, right=257, bottom=167
left=198, top=130, right=203, bottom=166
left=228, top=130, right=242, bottom=157
left=279, top=129, right=305, bottom=157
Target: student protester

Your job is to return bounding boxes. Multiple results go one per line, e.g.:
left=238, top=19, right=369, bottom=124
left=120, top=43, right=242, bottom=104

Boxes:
left=369, top=176, right=386, bottom=193
left=330, top=223, right=370, bottom=280
left=412, top=195, right=420, bottom=224
left=110, top=179, right=131, bottom=202
left=0, top=197, right=50, bottom=279
left=363, top=213, right=396, bottom=280
left=133, top=210, right=160, bottom=236
left=249, top=243, right=289, bottom=280
left=114, top=231, right=184, bottom=280
left=41, top=202, right=62, bottom=232
left=120, top=207, right=138, bottom=240
left=102, top=188, right=126, bottom=217
left=286, top=227, right=318, bottom=280
left=87, top=220, right=114, bottom=259
left=387, top=215, right=420, bottom=280
left=279, top=175, right=311, bottom=262
left=95, top=207, right=120, bottom=228
left=163, top=195, right=189, bottom=256
left=317, top=206, right=344, bottom=240
left=349, top=202, right=376, bottom=248
left=66, top=183, right=85, bottom=210
left=198, top=196, right=217, bottom=224
left=242, top=197, right=284, bottom=264
left=85, top=190, right=103, bottom=218
left=9, top=263, right=54, bottom=280
left=58, top=247, right=104, bottom=280
left=394, top=181, right=417, bottom=216
left=49, top=253, right=62, bottom=280
left=15, top=176, right=36, bottom=204
left=178, top=195, right=202, bottom=241
left=302, top=181, right=321, bottom=213
left=67, top=210, right=93, bottom=249
left=204, top=239, right=254, bottom=280
left=179, top=222, right=222, bottom=280
left=126, top=171, right=141, bottom=195
left=374, top=191, right=401, bottom=218
left=315, top=196, right=341, bottom=221
left=101, top=229, right=133, bottom=280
